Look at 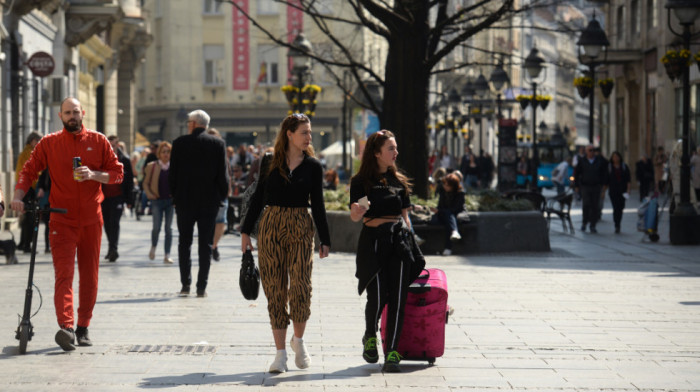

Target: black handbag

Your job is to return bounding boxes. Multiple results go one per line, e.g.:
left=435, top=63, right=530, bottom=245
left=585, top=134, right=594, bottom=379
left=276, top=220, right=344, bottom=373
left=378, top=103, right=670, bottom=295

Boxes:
left=239, top=250, right=260, bottom=300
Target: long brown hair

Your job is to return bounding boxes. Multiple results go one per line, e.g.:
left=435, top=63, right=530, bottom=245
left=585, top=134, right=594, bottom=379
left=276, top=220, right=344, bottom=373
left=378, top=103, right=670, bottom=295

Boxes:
left=353, top=130, right=412, bottom=194
left=269, top=114, right=316, bottom=180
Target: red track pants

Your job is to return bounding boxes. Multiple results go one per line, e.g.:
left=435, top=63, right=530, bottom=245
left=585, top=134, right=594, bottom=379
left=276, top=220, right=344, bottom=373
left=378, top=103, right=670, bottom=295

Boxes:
left=49, top=220, right=102, bottom=329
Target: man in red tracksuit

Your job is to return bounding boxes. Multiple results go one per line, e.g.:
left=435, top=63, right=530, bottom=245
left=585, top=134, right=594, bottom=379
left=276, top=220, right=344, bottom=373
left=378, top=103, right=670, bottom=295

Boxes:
left=11, top=97, right=124, bottom=351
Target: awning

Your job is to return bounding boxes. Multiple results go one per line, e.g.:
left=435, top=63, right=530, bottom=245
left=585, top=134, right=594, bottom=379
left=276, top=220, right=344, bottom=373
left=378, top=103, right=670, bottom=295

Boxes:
left=134, top=131, right=150, bottom=147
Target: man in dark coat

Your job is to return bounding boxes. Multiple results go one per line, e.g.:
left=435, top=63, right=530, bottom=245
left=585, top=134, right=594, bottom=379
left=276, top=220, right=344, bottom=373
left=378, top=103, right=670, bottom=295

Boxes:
left=101, top=135, right=134, bottom=262
left=636, top=155, right=654, bottom=201
left=574, top=145, right=609, bottom=233
left=169, top=110, right=229, bottom=297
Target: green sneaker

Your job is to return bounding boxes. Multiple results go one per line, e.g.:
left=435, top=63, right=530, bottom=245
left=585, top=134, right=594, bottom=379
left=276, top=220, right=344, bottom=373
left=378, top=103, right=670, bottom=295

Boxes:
left=382, top=350, right=402, bottom=373
left=362, top=335, right=379, bottom=363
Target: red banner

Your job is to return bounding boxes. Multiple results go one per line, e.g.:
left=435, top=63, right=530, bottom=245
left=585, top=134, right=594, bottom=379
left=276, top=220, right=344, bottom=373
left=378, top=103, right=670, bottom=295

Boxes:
left=286, top=0, right=304, bottom=80
left=232, top=0, right=249, bottom=90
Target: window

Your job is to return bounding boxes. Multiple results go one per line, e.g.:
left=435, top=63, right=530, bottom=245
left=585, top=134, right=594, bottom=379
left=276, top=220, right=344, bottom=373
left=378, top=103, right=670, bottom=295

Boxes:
left=647, top=0, right=658, bottom=29
left=155, top=45, right=162, bottom=88
left=256, top=45, right=279, bottom=86
left=617, top=6, right=625, bottom=44
left=631, top=0, right=640, bottom=35
left=79, top=57, right=88, bottom=74
left=257, top=0, right=278, bottom=15
left=203, top=45, right=224, bottom=86
left=203, top=0, right=222, bottom=15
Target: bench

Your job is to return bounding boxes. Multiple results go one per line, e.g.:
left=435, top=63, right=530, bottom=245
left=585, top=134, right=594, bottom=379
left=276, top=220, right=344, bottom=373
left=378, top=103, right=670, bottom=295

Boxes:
left=544, top=192, right=574, bottom=234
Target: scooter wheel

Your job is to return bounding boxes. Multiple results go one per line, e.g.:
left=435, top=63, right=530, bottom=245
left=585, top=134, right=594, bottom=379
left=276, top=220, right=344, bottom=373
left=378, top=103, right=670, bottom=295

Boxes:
left=18, top=324, right=30, bottom=354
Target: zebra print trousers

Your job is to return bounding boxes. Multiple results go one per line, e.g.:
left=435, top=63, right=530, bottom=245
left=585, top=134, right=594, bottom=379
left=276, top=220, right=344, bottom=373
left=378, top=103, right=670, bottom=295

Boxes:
left=257, top=206, right=314, bottom=329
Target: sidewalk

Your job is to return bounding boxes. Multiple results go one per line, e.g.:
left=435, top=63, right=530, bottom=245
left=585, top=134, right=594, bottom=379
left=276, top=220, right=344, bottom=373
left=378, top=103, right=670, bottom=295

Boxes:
left=0, top=193, right=698, bottom=391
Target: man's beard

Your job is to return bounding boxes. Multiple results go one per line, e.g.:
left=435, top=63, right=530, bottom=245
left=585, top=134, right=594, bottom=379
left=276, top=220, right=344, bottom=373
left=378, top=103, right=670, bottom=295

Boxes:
left=63, top=119, right=82, bottom=133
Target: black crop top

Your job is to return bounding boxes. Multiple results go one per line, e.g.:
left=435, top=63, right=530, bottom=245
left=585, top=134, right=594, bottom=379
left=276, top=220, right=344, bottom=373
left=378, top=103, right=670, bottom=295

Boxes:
left=349, top=173, right=410, bottom=218
left=241, top=154, right=331, bottom=246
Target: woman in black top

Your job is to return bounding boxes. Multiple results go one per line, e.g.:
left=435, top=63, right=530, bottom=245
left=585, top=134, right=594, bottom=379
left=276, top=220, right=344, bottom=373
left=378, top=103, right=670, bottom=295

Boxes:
left=349, top=130, right=424, bottom=373
left=430, top=172, right=466, bottom=255
left=607, top=151, right=631, bottom=233
left=241, top=114, right=331, bottom=373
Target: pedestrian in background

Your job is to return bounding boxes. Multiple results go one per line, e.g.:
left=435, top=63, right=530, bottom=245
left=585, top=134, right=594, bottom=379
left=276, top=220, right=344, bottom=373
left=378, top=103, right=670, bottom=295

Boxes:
left=478, top=151, right=495, bottom=189
left=438, top=145, right=454, bottom=171
left=206, top=128, right=229, bottom=262
left=463, top=153, right=480, bottom=190
left=349, top=129, right=423, bottom=373
left=574, top=145, right=608, bottom=233
left=607, top=151, right=631, bottom=234
left=15, top=131, right=43, bottom=253
left=654, top=146, right=668, bottom=193
left=101, top=135, right=134, bottom=262
left=144, top=141, right=174, bottom=264
left=240, top=113, right=331, bottom=373
left=552, top=156, right=571, bottom=195
left=429, top=172, right=465, bottom=256
left=169, top=110, right=228, bottom=298
left=134, top=147, right=150, bottom=220
left=691, top=147, right=700, bottom=201
left=636, top=154, right=654, bottom=201
left=12, top=97, right=124, bottom=351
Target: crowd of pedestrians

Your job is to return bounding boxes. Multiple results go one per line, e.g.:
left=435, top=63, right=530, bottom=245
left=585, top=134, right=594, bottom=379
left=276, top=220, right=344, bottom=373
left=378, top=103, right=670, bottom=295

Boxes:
left=6, top=95, right=699, bottom=372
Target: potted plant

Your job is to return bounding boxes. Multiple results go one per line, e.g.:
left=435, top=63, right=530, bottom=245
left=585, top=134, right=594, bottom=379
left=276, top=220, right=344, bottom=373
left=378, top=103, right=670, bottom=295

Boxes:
left=660, top=49, right=691, bottom=81
left=536, top=95, right=552, bottom=110
left=598, top=78, right=614, bottom=98
left=516, top=94, right=532, bottom=110
left=574, top=76, right=593, bottom=99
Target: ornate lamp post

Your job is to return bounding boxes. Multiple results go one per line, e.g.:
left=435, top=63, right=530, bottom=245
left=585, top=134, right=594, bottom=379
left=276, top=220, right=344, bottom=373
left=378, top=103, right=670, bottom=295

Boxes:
left=489, top=60, right=511, bottom=119
left=577, top=15, right=610, bottom=145
left=283, top=33, right=320, bottom=118
left=523, top=47, right=546, bottom=191
left=666, top=0, right=700, bottom=244
left=448, top=88, right=462, bottom=156
left=473, top=73, right=490, bottom=156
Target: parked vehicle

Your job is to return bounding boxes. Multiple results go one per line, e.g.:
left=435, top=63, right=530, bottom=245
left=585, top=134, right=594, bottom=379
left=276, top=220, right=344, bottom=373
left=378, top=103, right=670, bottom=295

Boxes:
left=516, top=140, right=573, bottom=189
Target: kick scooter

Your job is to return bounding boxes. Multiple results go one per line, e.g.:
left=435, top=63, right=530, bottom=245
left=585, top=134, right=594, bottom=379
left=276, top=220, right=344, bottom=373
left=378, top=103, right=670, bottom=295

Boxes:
left=15, top=201, right=66, bottom=354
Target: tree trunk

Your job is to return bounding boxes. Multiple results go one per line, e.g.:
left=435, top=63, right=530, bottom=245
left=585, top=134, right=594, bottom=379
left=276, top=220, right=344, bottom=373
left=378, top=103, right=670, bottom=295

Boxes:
left=379, top=6, right=431, bottom=199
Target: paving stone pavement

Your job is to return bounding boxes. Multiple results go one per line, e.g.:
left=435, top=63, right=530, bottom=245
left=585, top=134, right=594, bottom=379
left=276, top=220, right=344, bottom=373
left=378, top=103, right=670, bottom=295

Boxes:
left=0, top=190, right=698, bottom=391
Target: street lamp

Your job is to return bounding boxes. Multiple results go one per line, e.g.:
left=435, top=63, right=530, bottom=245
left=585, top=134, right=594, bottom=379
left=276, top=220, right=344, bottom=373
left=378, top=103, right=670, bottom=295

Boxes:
left=448, top=88, right=462, bottom=156
left=283, top=33, right=320, bottom=118
left=461, top=78, right=475, bottom=148
left=489, top=60, right=511, bottom=119
left=523, top=47, right=546, bottom=191
left=577, top=15, right=610, bottom=145
left=473, top=73, right=490, bottom=156
left=665, top=0, right=700, bottom=244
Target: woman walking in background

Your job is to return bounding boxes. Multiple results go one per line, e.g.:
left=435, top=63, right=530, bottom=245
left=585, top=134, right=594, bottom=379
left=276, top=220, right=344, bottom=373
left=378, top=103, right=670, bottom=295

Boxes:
left=607, top=151, right=631, bottom=234
left=144, top=141, right=174, bottom=264
left=241, top=113, right=330, bottom=373
left=349, top=130, right=424, bottom=373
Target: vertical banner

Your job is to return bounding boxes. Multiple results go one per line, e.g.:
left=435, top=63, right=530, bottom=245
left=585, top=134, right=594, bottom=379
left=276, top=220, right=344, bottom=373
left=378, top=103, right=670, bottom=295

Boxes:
left=232, top=0, right=249, bottom=90
left=286, top=0, right=304, bottom=80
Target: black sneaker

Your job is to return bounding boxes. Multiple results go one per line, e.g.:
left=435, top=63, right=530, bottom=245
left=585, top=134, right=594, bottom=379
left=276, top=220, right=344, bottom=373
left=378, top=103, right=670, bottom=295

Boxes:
left=362, top=335, right=379, bottom=363
left=108, top=250, right=119, bottom=262
left=197, top=290, right=207, bottom=298
left=179, top=285, right=190, bottom=297
left=75, top=326, right=92, bottom=346
left=55, top=328, right=76, bottom=351
left=212, top=248, right=220, bottom=262
left=382, top=350, right=402, bottom=373
left=590, top=226, right=598, bottom=233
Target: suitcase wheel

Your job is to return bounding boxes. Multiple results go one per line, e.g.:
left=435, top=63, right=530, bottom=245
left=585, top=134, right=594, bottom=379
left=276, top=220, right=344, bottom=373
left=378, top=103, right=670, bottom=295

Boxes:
left=445, top=311, right=449, bottom=324
left=428, top=358, right=436, bottom=365
left=650, top=233, right=659, bottom=242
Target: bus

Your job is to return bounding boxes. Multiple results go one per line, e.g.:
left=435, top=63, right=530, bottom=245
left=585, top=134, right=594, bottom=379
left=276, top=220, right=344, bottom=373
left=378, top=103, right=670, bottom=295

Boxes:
left=516, top=140, right=574, bottom=189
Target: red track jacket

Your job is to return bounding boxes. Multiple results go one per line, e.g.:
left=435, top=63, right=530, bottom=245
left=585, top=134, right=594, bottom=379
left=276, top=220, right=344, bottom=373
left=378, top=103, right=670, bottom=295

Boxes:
left=16, top=126, right=124, bottom=227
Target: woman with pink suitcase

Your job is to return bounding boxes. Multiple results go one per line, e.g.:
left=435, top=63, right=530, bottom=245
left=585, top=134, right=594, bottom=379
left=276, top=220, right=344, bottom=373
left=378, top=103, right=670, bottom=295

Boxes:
left=349, top=130, right=425, bottom=372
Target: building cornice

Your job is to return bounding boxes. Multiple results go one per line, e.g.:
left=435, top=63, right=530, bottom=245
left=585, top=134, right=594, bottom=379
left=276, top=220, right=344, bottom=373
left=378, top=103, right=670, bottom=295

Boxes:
left=65, top=4, right=121, bottom=47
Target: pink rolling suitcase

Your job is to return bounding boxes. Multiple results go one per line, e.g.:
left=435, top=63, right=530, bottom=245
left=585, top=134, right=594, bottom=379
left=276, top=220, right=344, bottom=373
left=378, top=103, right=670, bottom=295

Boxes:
left=380, top=268, right=449, bottom=364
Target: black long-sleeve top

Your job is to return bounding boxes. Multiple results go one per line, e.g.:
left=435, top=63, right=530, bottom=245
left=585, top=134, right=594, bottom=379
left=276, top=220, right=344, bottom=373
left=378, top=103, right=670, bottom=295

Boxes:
left=349, top=172, right=411, bottom=218
left=241, top=154, right=331, bottom=247
left=436, top=186, right=465, bottom=215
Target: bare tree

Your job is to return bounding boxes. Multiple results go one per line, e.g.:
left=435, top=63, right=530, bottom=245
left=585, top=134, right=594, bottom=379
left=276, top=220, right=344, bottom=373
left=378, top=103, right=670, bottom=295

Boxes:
left=217, top=0, right=549, bottom=198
